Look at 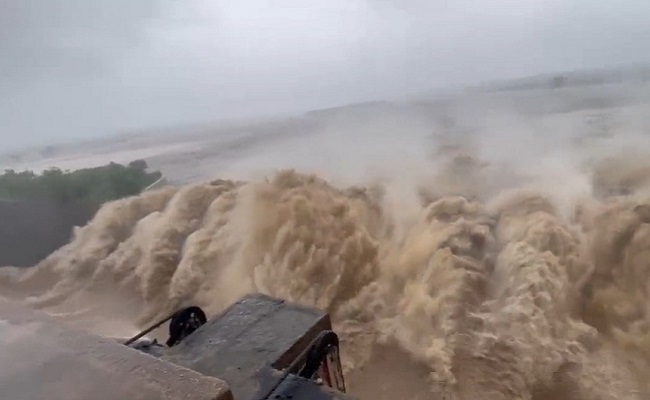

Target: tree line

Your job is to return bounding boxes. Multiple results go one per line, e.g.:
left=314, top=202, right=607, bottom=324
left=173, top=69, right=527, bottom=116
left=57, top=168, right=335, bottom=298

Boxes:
left=0, top=160, right=162, bottom=205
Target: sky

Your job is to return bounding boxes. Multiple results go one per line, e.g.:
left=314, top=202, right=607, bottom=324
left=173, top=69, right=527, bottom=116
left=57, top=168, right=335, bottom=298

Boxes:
left=1, top=0, right=650, bottom=151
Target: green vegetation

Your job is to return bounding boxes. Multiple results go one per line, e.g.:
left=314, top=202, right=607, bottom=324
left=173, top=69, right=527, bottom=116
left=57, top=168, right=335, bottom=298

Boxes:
left=0, top=160, right=162, bottom=205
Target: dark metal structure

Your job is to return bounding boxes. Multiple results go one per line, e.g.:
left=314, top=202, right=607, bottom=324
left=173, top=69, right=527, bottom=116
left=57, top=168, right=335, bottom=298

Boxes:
left=125, top=293, right=353, bottom=400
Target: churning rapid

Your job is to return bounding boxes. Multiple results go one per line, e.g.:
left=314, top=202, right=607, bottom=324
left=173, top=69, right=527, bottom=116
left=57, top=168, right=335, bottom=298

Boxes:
left=3, top=98, right=650, bottom=400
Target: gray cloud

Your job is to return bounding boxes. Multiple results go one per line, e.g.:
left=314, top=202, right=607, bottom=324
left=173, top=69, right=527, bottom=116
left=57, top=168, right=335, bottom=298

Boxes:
left=2, top=0, right=650, bottom=151
left=0, top=0, right=170, bottom=80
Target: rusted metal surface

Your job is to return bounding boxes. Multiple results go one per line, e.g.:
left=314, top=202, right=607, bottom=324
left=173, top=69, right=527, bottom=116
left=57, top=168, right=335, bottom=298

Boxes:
left=0, top=299, right=233, bottom=400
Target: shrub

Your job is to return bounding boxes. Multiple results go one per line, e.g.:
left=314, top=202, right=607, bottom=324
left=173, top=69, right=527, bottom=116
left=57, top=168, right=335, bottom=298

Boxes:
left=0, top=161, right=162, bottom=206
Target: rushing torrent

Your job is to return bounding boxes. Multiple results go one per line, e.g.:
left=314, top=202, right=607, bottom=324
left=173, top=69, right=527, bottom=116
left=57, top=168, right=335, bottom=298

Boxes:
left=2, top=148, right=650, bottom=400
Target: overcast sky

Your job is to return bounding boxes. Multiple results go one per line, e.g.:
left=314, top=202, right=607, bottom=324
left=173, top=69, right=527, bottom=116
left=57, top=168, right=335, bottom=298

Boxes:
left=2, top=0, right=650, bottom=151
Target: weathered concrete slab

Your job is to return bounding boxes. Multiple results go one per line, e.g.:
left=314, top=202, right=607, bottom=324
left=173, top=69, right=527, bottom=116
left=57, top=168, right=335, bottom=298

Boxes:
left=0, top=299, right=233, bottom=400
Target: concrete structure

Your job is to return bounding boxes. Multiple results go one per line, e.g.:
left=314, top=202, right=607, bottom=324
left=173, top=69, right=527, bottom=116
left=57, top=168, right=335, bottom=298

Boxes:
left=0, top=174, right=166, bottom=267
left=0, top=298, right=234, bottom=400
left=0, top=199, right=97, bottom=267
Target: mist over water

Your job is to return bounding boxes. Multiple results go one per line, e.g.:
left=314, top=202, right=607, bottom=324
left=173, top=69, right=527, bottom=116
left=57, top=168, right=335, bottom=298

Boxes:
left=3, top=84, right=650, bottom=399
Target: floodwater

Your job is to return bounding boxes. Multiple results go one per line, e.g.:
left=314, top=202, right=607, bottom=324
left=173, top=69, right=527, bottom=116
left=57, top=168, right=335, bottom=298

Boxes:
left=3, top=81, right=650, bottom=399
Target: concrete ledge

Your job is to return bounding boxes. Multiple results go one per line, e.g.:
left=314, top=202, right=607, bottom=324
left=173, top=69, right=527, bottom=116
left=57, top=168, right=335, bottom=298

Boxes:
left=144, top=175, right=169, bottom=191
left=0, top=299, right=234, bottom=400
